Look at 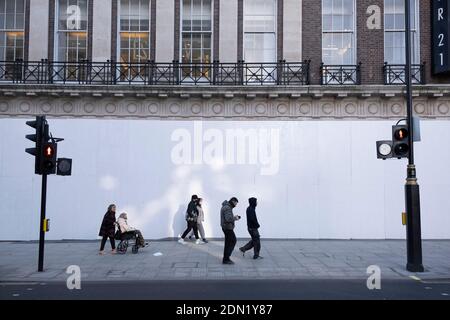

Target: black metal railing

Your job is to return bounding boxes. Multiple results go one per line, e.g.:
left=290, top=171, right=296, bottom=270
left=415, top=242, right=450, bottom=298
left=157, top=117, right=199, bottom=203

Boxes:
left=0, top=59, right=310, bottom=86
left=383, top=63, right=426, bottom=85
left=320, top=63, right=361, bottom=85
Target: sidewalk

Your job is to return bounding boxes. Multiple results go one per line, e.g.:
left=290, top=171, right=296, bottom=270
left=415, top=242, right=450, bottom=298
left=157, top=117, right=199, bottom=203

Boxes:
left=1, top=240, right=449, bottom=282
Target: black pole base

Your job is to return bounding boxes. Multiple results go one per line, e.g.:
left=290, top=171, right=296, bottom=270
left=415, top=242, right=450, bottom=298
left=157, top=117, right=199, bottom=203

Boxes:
left=407, top=262, right=424, bottom=273
left=405, top=169, right=424, bottom=273
left=38, top=173, right=47, bottom=272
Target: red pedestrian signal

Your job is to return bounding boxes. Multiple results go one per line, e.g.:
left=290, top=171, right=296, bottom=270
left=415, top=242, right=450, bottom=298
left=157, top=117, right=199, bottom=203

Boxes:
left=394, top=128, right=409, bottom=140
left=41, top=143, right=57, bottom=174
left=45, top=145, right=55, bottom=157
left=392, top=125, right=410, bottom=159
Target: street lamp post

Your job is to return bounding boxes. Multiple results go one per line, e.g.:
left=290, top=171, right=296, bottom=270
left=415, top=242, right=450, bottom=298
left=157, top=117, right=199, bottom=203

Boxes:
left=404, top=0, right=424, bottom=273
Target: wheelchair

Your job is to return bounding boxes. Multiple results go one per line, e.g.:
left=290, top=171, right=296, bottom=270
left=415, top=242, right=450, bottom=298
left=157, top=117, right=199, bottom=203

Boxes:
left=115, top=228, right=140, bottom=254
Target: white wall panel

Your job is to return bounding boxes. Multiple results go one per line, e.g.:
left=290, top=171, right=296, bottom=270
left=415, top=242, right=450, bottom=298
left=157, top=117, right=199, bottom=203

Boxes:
left=1, top=118, right=449, bottom=240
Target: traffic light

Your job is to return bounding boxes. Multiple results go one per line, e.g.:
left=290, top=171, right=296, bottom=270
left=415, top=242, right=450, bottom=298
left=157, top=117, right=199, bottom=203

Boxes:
left=25, top=116, right=45, bottom=174
left=41, top=142, right=57, bottom=175
left=392, top=125, right=410, bottom=159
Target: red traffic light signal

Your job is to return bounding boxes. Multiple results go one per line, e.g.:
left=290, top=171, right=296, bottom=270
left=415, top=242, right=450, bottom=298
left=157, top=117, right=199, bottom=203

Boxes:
left=394, top=128, right=409, bottom=141
left=41, top=142, right=57, bottom=174
left=44, top=145, right=55, bottom=158
left=392, top=125, right=410, bottom=159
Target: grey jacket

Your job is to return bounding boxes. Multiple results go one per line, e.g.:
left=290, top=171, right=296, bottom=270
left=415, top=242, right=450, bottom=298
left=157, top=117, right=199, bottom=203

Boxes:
left=220, top=200, right=238, bottom=230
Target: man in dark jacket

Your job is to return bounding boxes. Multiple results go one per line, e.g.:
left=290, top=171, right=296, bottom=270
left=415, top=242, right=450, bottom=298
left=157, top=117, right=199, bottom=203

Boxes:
left=239, top=198, right=262, bottom=259
left=179, top=195, right=200, bottom=244
left=221, top=197, right=241, bottom=264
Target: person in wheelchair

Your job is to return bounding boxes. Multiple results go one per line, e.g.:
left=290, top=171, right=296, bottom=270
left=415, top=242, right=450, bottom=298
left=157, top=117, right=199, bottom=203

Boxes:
left=117, top=213, right=147, bottom=249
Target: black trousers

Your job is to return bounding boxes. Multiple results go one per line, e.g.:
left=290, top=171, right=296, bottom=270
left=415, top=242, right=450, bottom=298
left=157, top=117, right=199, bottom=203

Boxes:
left=241, top=228, right=261, bottom=256
left=100, top=235, right=116, bottom=250
left=222, top=228, right=237, bottom=262
left=181, top=221, right=199, bottom=239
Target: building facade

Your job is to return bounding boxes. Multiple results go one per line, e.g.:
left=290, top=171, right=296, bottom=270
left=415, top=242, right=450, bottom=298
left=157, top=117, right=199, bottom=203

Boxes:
left=0, top=0, right=449, bottom=240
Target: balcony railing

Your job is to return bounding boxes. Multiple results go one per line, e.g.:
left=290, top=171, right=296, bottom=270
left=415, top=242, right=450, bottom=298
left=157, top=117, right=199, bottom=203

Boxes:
left=383, top=63, right=426, bottom=85
left=320, top=63, right=361, bottom=85
left=0, top=59, right=310, bottom=86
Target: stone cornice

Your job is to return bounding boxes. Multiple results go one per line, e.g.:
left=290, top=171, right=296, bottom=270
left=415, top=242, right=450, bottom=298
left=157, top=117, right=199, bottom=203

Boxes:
left=0, top=85, right=449, bottom=120
left=1, top=84, right=450, bottom=99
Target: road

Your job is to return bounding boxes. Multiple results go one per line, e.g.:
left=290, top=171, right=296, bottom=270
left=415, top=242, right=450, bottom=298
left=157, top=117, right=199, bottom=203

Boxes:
left=1, top=279, right=450, bottom=300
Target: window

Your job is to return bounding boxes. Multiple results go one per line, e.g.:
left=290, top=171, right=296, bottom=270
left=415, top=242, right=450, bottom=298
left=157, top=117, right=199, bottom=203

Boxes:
left=243, top=0, right=276, bottom=63
left=322, top=0, right=357, bottom=84
left=322, top=0, right=355, bottom=65
left=119, top=0, right=150, bottom=63
left=181, top=0, right=212, bottom=65
left=384, top=0, right=419, bottom=65
left=56, top=0, right=88, bottom=62
left=119, top=0, right=150, bottom=81
left=181, top=0, right=212, bottom=80
left=0, top=0, right=25, bottom=62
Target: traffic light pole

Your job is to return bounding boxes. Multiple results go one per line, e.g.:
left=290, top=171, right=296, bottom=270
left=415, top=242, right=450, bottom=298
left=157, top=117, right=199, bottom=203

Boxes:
left=404, top=0, right=424, bottom=273
left=38, top=173, right=47, bottom=272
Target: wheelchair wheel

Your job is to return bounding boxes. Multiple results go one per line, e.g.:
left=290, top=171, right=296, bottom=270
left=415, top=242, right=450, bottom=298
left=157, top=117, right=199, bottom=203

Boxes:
left=117, top=240, right=129, bottom=254
left=132, top=245, right=139, bottom=254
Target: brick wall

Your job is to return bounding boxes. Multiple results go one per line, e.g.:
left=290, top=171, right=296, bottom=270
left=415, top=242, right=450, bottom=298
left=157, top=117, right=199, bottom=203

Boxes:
left=357, top=0, right=384, bottom=84
left=237, top=0, right=243, bottom=61
left=213, top=0, right=220, bottom=61
left=302, top=0, right=321, bottom=84
left=111, top=0, right=117, bottom=60
left=24, top=0, right=30, bottom=61
left=48, top=0, right=55, bottom=61
left=87, top=0, right=93, bottom=60
left=151, top=0, right=156, bottom=61
left=174, top=0, right=180, bottom=61
left=277, top=0, right=283, bottom=60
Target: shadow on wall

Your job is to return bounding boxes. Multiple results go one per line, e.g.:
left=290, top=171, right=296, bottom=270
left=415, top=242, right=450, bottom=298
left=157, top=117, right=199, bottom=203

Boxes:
left=172, top=205, right=187, bottom=238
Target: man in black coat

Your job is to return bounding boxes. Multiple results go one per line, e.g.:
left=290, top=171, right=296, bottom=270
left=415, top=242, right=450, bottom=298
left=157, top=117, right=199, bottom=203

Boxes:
left=179, top=195, right=200, bottom=244
left=239, top=197, right=262, bottom=259
left=221, top=197, right=241, bottom=264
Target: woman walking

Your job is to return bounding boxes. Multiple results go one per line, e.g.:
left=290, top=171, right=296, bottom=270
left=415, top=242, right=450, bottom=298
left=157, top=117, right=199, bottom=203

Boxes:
left=99, top=204, right=117, bottom=255
left=188, top=198, right=208, bottom=243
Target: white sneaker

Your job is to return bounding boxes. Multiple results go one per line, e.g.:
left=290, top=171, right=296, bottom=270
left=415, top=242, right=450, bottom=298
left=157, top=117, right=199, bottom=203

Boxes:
left=178, top=239, right=186, bottom=245
left=195, top=239, right=203, bottom=245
